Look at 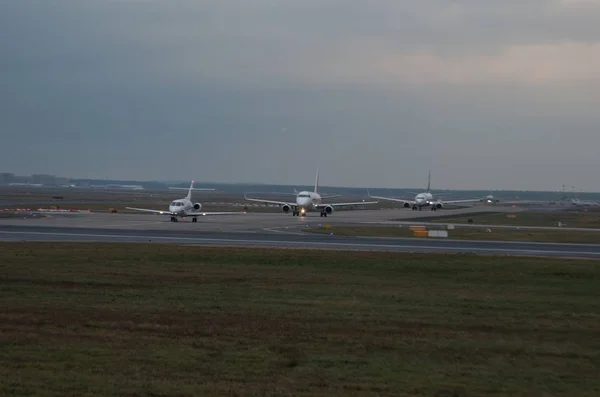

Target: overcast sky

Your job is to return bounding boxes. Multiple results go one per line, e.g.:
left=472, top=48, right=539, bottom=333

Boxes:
left=1, top=0, right=599, bottom=191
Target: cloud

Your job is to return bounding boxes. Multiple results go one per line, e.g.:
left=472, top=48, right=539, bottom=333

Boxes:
left=556, top=0, right=600, bottom=7
left=298, top=41, right=600, bottom=86
left=2, top=0, right=600, bottom=190
left=85, top=0, right=600, bottom=88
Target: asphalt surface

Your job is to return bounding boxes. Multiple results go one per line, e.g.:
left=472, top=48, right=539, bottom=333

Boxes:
left=1, top=223, right=600, bottom=258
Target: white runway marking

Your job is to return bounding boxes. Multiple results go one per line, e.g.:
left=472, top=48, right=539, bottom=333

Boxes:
left=92, top=221, right=166, bottom=228
left=2, top=230, right=600, bottom=257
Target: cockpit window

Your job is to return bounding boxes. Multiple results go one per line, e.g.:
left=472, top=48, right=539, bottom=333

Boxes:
left=171, top=201, right=184, bottom=206
left=298, top=194, right=310, bottom=198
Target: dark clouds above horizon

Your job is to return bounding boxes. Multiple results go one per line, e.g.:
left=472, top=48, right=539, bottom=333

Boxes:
left=1, top=0, right=600, bottom=191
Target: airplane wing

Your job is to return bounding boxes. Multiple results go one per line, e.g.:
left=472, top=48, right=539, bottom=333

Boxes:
left=125, top=207, right=243, bottom=216
left=244, top=194, right=296, bottom=207
left=125, top=207, right=176, bottom=215
left=182, top=211, right=244, bottom=216
left=169, top=187, right=215, bottom=191
left=368, top=195, right=415, bottom=205
left=441, top=198, right=482, bottom=204
left=315, top=200, right=378, bottom=208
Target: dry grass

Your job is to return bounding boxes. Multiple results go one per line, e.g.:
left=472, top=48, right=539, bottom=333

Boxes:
left=305, top=225, right=600, bottom=244
left=419, top=208, right=600, bottom=229
left=1, top=243, right=599, bottom=396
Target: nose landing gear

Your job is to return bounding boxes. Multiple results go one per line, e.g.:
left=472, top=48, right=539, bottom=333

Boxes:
left=292, top=208, right=306, bottom=217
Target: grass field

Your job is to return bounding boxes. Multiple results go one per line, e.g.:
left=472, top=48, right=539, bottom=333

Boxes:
left=305, top=225, right=600, bottom=244
left=1, top=243, right=599, bottom=397
left=418, top=209, right=600, bottom=229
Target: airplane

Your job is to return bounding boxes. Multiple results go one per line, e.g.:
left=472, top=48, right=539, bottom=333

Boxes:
left=126, top=180, right=243, bottom=222
left=368, top=170, right=482, bottom=211
left=571, top=198, right=599, bottom=207
left=478, top=193, right=538, bottom=205
left=481, top=194, right=499, bottom=204
left=479, top=191, right=524, bottom=204
left=244, top=169, right=377, bottom=217
left=479, top=191, right=501, bottom=204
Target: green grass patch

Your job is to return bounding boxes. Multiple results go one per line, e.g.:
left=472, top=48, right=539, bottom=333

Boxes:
left=306, top=226, right=600, bottom=244
left=1, top=243, right=599, bottom=396
left=419, top=209, right=600, bottom=229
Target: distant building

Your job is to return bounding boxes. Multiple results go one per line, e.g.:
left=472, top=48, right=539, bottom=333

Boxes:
left=0, top=173, right=71, bottom=186
left=105, top=184, right=145, bottom=190
left=31, top=174, right=58, bottom=185
left=0, top=173, right=15, bottom=184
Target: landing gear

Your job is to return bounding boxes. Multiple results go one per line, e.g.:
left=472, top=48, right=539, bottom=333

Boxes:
left=292, top=207, right=306, bottom=217
left=192, top=217, right=198, bottom=223
left=412, top=206, right=418, bottom=211
left=431, top=207, right=437, bottom=211
left=320, top=212, right=327, bottom=217
left=170, top=217, right=178, bottom=222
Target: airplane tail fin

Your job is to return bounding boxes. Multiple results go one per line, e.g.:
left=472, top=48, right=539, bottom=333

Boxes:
left=186, top=181, right=194, bottom=200
left=314, top=168, right=319, bottom=193
left=426, top=170, right=431, bottom=193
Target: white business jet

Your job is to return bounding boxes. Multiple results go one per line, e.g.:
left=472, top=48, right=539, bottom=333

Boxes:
left=369, top=170, right=481, bottom=211
left=126, top=181, right=242, bottom=223
left=244, top=170, right=377, bottom=217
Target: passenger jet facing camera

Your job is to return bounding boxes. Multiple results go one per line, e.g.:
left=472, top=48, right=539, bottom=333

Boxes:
left=126, top=181, right=242, bottom=222
left=244, top=170, right=377, bottom=217
left=369, top=171, right=481, bottom=211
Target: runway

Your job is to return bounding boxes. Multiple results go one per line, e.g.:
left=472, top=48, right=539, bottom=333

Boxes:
left=1, top=208, right=600, bottom=258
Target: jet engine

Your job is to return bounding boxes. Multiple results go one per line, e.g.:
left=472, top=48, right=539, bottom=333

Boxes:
left=324, top=205, right=334, bottom=215
left=434, top=202, right=443, bottom=209
left=282, top=204, right=290, bottom=213
left=193, top=203, right=202, bottom=211
left=403, top=203, right=411, bottom=208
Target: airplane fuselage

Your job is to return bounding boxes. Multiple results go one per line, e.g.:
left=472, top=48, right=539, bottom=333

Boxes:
left=169, top=199, right=191, bottom=215
left=295, top=190, right=322, bottom=211
left=169, top=198, right=202, bottom=217
left=414, top=192, right=434, bottom=207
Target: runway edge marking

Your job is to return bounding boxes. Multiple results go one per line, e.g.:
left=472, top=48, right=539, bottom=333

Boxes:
left=1, top=230, right=600, bottom=257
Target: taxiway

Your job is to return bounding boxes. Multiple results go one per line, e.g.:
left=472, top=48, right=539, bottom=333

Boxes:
left=1, top=207, right=600, bottom=258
